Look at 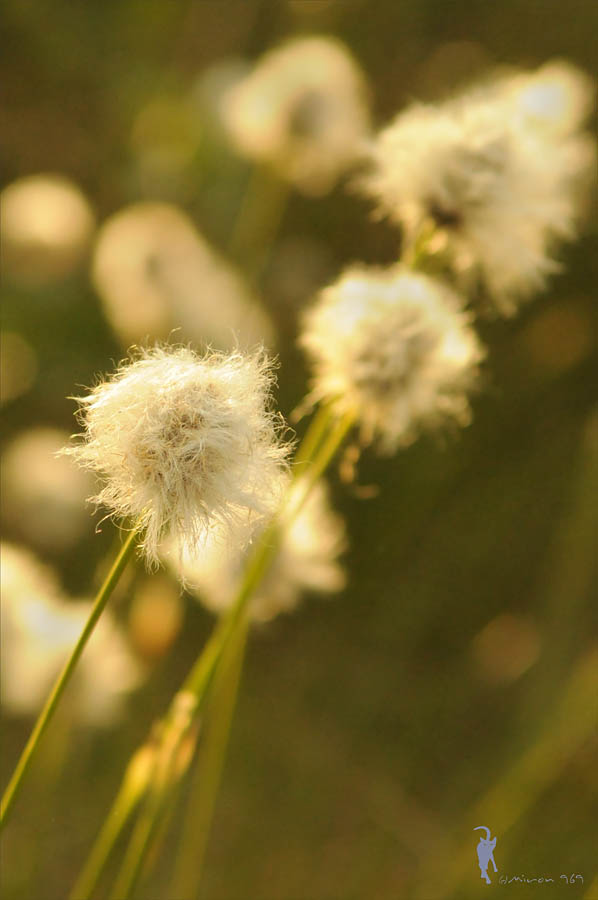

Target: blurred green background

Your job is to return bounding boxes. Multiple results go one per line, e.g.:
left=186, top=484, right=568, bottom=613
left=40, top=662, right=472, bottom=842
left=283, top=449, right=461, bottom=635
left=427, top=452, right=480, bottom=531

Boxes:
left=1, top=1, right=597, bottom=898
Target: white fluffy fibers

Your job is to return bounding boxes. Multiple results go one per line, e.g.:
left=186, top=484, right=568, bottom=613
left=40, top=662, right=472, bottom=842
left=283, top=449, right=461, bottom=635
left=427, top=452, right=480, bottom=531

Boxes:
left=64, top=346, right=290, bottom=564
left=360, top=62, right=595, bottom=313
left=300, top=266, right=484, bottom=451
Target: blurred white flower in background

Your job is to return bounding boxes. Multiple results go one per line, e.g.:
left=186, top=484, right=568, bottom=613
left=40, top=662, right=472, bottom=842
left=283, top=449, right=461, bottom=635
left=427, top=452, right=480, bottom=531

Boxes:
left=300, top=265, right=484, bottom=451
left=166, top=479, right=346, bottom=622
left=222, top=36, right=371, bottom=194
left=1, top=174, right=95, bottom=287
left=361, top=61, right=595, bottom=313
left=64, top=346, right=291, bottom=566
left=1, top=543, right=143, bottom=727
left=92, top=202, right=275, bottom=350
left=1, top=428, right=94, bottom=553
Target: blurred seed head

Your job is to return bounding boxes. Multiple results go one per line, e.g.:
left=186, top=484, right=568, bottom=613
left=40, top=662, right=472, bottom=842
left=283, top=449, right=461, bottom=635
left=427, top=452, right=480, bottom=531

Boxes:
left=1, top=543, right=143, bottom=726
left=92, top=202, right=275, bottom=349
left=360, top=60, right=596, bottom=314
left=300, top=266, right=484, bottom=451
left=165, top=478, right=346, bottom=622
left=221, top=36, right=371, bottom=194
left=63, top=345, right=291, bottom=566
left=1, top=428, right=94, bottom=553
left=1, top=174, right=95, bottom=286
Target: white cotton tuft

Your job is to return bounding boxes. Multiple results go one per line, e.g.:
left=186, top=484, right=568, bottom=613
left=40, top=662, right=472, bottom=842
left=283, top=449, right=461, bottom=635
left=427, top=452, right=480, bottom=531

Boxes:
left=360, top=60, right=595, bottom=313
left=164, top=479, right=346, bottom=622
left=300, top=266, right=484, bottom=451
left=221, top=36, right=371, bottom=195
left=64, top=345, right=291, bottom=565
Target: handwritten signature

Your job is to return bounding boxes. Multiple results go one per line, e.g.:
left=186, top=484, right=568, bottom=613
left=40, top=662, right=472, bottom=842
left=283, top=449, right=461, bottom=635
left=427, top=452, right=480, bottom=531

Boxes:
left=499, top=874, right=584, bottom=885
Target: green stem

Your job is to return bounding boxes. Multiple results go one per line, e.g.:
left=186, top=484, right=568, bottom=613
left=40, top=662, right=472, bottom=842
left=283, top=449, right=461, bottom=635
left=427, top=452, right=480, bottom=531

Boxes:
left=402, top=218, right=438, bottom=269
left=1, top=527, right=138, bottom=830
left=108, top=794, right=164, bottom=900
left=105, top=405, right=355, bottom=898
left=292, top=402, right=334, bottom=477
left=108, top=694, right=198, bottom=900
left=69, top=745, right=154, bottom=900
left=171, top=614, right=249, bottom=899
left=287, top=408, right=355, bottom=521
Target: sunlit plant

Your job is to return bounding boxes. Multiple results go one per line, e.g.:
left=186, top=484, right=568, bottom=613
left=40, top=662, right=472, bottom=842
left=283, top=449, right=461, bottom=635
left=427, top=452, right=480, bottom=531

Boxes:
left=1, top=44, right=594, bottom=900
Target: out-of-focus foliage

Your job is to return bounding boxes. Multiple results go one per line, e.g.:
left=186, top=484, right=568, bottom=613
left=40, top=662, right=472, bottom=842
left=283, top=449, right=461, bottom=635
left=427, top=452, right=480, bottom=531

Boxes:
left=1, top=1, right=596, bottom=898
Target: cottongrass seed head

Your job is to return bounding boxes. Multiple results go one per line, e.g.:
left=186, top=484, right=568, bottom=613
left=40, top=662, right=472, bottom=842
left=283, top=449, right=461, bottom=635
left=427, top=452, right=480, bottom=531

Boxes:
left=300, top=265, right=484, bottom=451
left=165, top=478, right=346, bottom=622
left=360, top=60, right=596, bottom=314
left=222, top=36, right=371, bottom=195
left=65, top=345, right=291, bottom=565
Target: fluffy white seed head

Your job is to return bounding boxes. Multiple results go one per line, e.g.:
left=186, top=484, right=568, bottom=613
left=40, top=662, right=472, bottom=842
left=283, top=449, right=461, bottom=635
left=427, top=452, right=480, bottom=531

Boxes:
left=300, top=266, right=484, bottom=451
left=64, top=346, right=291, bottom=565
left=360, top=61, right=595, bottom=313
left=222, top=36, right=370, bottom=194
left=165, top=478, right=346, bottom=622
left=1, top=543, right=143, bottom=726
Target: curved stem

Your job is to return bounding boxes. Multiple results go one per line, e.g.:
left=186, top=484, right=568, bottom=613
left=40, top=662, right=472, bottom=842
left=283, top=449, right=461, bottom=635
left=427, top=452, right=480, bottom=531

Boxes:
left=171, top=614, right=248, bottom=899
left=105, top=405, right=355, bottom=898
left=402, top=218, right=438, bottom=269
left=292, top=402, right=334, bottom=477
left=287, top=409, right=355, bottom=521
left=69, top=745, right=153, bottom=900
left=108, top=694, right=198, bottom=900
left=1, top=528, right=139, bottom=830
left=108, top=794, right=164, bottom=900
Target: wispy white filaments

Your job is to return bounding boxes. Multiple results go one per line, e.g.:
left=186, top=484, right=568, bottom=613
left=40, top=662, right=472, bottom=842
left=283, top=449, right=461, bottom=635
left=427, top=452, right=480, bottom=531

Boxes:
left=166, top=479, right=346, bottom=622
left=222, top=36, right=371, bottom=195
left=64, top=346, right=291, bottom=565
left=300, top=266, right=484, bottom=451
left=360, top=61, right=595, bottom=313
